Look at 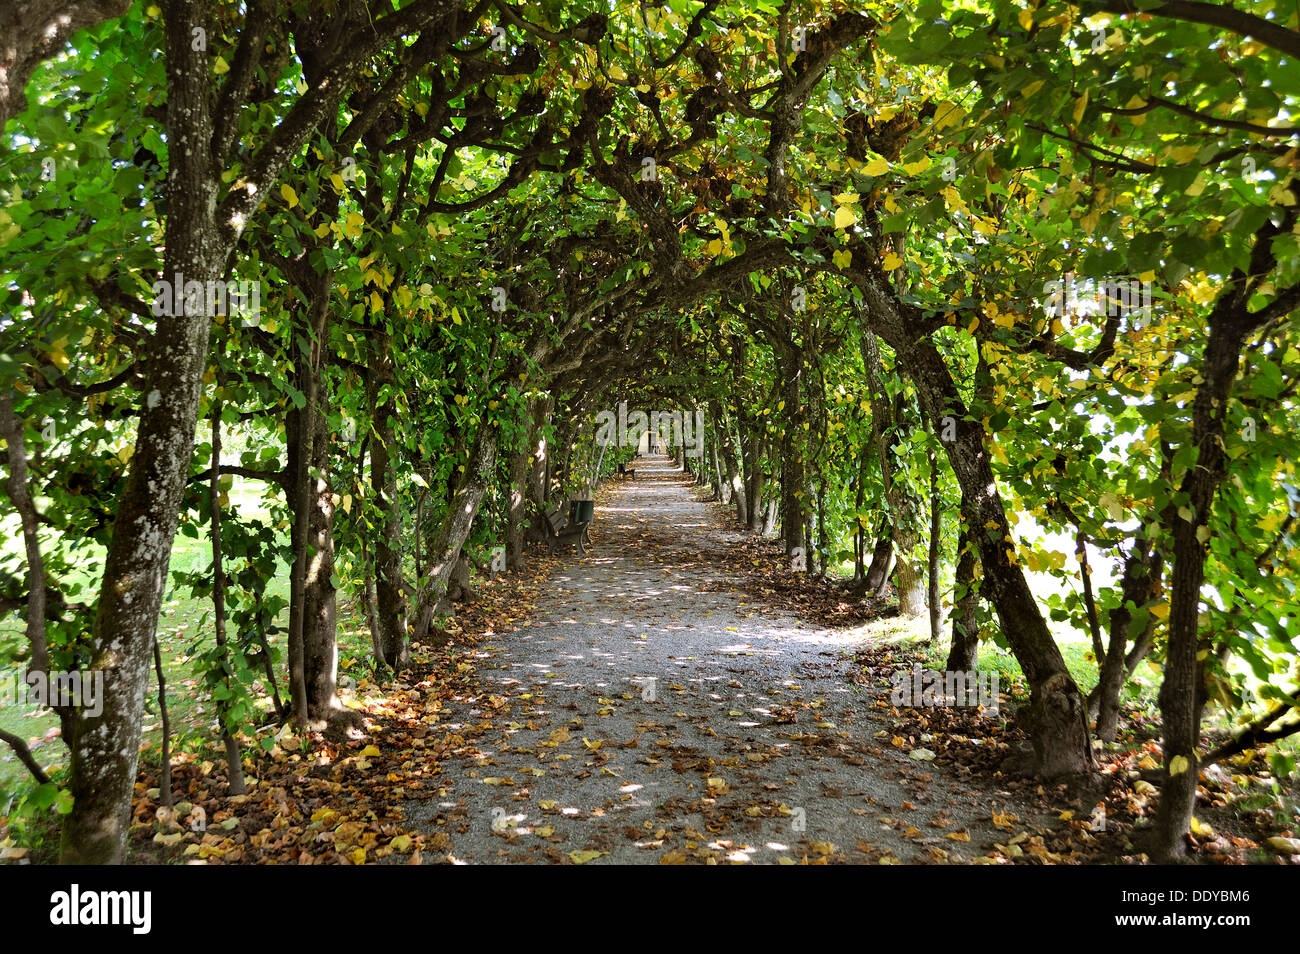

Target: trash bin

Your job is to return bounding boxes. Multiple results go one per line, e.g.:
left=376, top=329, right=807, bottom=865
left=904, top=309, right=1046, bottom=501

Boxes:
left=570, top=499, right=594, bottom=524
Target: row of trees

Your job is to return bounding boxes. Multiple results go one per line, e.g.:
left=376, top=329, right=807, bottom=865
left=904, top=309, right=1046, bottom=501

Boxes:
left=1, top=0, right=1297, bottom=864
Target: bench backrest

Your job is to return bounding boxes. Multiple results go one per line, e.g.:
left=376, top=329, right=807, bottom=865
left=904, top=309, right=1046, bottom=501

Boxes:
left=544, top=505, right=567, bottom=535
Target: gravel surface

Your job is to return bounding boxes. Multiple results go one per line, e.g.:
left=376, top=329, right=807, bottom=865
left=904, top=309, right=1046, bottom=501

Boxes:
left=403, top=456, right=1054, bottom=864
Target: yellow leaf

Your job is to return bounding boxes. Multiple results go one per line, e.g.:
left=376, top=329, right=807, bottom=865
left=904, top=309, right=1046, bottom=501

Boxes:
left=832, top=249, right=852, bottom=268
left=330, top=173, right=345, bottom=192
left=213, top=55, right=230, bottom=76
left=1072, top=89, right=1089, bottom=126
left=389, top=834, right=412, bottom=852
left=1189, top=817, right=1214, bottom=838
left=933, top=103, right=965, bottom=130
left=348, top=847, right=366, bottom=865
left=280, top=183, right=298, bottom=208
left=1169, top=754, right=1190, bottom=776
left=1266, top=836, right=1300, bottom=854
left=901, top=158, right=930, bottom=175
left=345, top=210, right=365, bottom=237
left=569, top=849, right=607, bottom=864
left=833, top=191, right=860, bottom=205
left=833, top=205, right=857, bottom=229
left=1268, top=182, right=1297, bottom=206
left=881, top=252, right=902, bottom=270
left=360, top=744, right=380, bottom=757
left=1018, top=8, right=1034, bottom=31
left=863, top=156, right=889, bottom=177
left=1021, top=80, right=1044, bottom=99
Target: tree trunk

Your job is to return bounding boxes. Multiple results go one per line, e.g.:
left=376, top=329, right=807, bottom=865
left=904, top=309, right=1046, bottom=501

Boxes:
left=506, top=442, right=529, bottom=572
left=863, top=518, right=894, bottom=596
left=713, top=404, right=746, bottom=525
left=710, top=431, right=725, bottom=500
left=743, top=429, right=764, bottom=530
left=302, top=388, right=355, bottom=731
left=527, top=394, right=551, bottom=514
left=946, top=520, right=980, bottom=671
left=369, top=387, right=409, bottom=673
left=1091, top=532, right=1163, bottom=741
left=927, top=444, right=942, bottom=643
left=412, top=421, right=501, bottom=626
left=1154, top=300, right=1255, bottom=860
left=862, top=330, right=926, bottom=616
left=852, top=276, right=1092, bottom=778
left=61, top=11, right=228, bottom=860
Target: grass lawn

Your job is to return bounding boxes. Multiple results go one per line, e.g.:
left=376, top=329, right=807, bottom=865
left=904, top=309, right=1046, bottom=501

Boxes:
left=0, top=480, right=324, bottom=807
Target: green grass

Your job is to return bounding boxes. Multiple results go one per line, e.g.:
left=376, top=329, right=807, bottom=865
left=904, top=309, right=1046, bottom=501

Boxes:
left=0, top=481, right=304, bottom=805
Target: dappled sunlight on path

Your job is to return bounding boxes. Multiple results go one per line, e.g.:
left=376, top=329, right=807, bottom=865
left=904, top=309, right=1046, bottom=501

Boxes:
left=404, top=455, right=1052, bottom=864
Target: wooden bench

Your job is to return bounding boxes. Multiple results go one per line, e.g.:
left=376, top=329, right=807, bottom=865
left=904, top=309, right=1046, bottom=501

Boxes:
left=543, top=500, right=592, bottom=555
left=617, top=462, right=637, bottom=480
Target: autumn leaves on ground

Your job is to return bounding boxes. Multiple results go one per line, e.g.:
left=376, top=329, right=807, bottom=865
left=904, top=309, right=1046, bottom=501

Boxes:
left=97, top=459, right=1257, bottom=865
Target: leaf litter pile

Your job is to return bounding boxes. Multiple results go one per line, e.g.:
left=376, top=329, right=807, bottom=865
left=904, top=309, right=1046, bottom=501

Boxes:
left=122, top=462, right=1296, bottom=865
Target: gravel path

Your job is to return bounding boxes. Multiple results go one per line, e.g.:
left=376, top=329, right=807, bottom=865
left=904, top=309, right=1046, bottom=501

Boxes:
left=404, top=456, right=1052, bottom=864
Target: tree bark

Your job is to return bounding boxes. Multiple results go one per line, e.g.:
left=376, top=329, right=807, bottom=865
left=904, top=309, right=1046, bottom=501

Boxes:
left=927, top=444, right=942, bottom=643
left=946, top=520, right=980, bottom=671
left=1091, top=532, right=1162, bottom=741
left=851, top=272, right=1092, bottom=778
left=713, top=404, right=746, bottom=526
left=862, top=330, right=926, bottom=616
left=1153, top=313, right=1250, bottom=860
left=61, top=6, right=228, bottom=861
left=412, top=421, right=500, bottom=625
left=369, top=383, right=409, bottom=673
left=506, top=440, right=529, bottom=571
